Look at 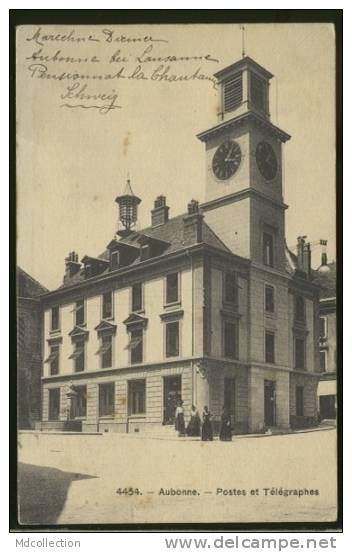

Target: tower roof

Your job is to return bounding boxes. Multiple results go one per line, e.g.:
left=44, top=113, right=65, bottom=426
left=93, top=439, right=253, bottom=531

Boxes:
left=214, top=56, right=274, bottom=82
left=115, top=178, right=141, bottom=205
left=123, top=178, right=135, bottom=197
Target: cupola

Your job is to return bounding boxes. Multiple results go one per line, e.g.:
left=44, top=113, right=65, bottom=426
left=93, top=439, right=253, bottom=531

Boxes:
left=115, top=178, right=141, bottom=237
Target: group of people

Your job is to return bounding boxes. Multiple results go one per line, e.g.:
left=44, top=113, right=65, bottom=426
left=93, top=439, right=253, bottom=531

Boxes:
left=174, top=402, right=233, bottom=441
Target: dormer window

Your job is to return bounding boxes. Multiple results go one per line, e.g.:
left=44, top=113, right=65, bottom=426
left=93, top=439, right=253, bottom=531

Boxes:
left=84, top=263, right=92, bottom=279
left=223, top=72, right=242, bottom=113
left=140, top=244, right=150, bottom=262
left=82, top=256, right=109, bottom=279
left=111, top=250, right=120, bottom=271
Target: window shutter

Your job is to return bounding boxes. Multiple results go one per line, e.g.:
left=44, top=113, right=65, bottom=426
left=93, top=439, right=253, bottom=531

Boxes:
left=250, top=73, right=266, bottom=111
left=223, top=73, right=243, bottom=113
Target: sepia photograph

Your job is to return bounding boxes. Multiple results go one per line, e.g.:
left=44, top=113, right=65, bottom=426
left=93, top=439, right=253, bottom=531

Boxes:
left=13, top=16, right=340, bottom=528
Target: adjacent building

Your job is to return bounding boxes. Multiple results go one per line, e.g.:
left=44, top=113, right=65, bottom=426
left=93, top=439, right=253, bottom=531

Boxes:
left=38, top=55, right=321, bottom=434
left=17, top=267, right=48, bottom=428
left=315, top=257, right=337, bottom=419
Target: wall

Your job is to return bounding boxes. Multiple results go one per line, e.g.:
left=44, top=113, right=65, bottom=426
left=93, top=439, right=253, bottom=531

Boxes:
left=43, top=262, right=196, bottom=378
left=18, top=298, right=42, bottom=428
left=42, top=363, right=193, bottom=432
left=289, top=373, right=319, bottom=418
left=321, top=310, right=336, bottom=374
left=248, top=366, right=290, bottom=432
left=210, top=265, right=248, bottom=361
left=208, top=363, right=249, bottom=434
left=287, top=288, right=317, bottom=373
left=249, top=267, right=290, bottom=368
left=203, top=198, right=251, bottom=258
left=250, top=195, right=286, bottom=271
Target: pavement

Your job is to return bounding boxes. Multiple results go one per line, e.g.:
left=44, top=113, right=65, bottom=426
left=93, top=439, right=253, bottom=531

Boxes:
left=17, top=427, right=338, bottom=525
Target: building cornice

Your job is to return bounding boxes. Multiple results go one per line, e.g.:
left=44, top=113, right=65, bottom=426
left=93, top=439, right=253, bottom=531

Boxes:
left=196, top=111, right=291, bottom=144
left=41, top=356, right=202, bottom=383
left=319, top=372, right=336, bottom=381
left=201, top=187, right=288, bottom=213
left=40, top=243, right=250, bottom=304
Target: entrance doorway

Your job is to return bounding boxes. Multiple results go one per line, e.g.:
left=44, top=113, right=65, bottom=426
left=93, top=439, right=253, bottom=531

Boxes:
left=264, top=380, right=276, bottom=427
left=224, top=377, right=236, bottom=428
left=163, top=375, right=182, bottom=424
left=319, top=395, right=336, bottom=419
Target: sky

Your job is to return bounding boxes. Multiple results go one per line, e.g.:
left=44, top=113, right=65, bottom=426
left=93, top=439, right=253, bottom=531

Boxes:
left=16, top=23, right=336, bottom=290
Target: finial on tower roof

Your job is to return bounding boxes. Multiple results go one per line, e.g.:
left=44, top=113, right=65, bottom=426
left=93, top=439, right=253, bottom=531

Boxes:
left=239, top=25, right=246, bottom=58
left=123, top=172, right=135, bottom=196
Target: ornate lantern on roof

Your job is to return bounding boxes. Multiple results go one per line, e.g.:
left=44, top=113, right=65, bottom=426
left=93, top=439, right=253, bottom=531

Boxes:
left=115, top=178, right=141, bottom=237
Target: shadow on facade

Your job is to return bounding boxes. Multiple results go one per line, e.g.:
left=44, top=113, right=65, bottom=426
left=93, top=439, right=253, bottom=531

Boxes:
left=18, top=462, right=97, bottom=524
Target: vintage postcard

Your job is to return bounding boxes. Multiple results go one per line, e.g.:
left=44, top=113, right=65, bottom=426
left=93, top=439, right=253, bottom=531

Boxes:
left=15, top=20, right=338, bottom=527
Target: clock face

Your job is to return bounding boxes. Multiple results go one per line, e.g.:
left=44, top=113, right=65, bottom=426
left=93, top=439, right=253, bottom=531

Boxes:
left=212, top=140, right=242, bottom=180
left=256, top=141, right=278, bottom=181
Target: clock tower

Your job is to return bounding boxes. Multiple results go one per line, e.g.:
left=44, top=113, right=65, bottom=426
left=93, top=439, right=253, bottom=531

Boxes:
left=197, top=56, right=291, bottom=272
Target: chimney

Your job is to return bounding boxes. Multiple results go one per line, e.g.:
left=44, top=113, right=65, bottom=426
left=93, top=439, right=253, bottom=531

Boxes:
left=303, top=243, right=311, bottom=276
left=64, top=251, right=81, bottom=281
left=183, top=199, right=204, bottom=244
left=320, top=239, right=328, bottom=266
left=321, top=251, right=328, bottom=266
left=151, top=195, right=169, bottom=227
left=296, top=236, right=306, bottom=271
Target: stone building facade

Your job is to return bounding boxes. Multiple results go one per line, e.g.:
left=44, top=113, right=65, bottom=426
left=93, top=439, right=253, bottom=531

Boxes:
left=39, top=55, right=321, bottom=434
left=17, top=267, right=48, bottom=428
left=315, top=259, right=336, bottom=419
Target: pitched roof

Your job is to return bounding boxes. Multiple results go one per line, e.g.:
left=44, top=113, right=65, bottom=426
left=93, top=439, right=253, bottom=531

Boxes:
left=58, top=213, right=232, bottom=291
left=17, top=267, right=48, bottom=298
left=285, top=244, right=298, bottom=275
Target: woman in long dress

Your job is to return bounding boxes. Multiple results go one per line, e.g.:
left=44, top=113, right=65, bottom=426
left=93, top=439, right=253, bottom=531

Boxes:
left=219, top=406, right=232, bottom=441
left=186, top=405, right=200, bottom=437
left=175, top=400, right=185, bottom=436
left=201, top=406, right=213, bottom=441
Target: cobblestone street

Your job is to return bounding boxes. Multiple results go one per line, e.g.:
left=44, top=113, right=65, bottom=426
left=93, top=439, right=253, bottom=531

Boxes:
left=18, top=428, right=337, bottom=525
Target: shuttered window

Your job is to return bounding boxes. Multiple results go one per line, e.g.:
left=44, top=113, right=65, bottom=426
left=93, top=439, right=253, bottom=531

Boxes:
left=250, top=73, right=266, bottom=112
left=223, top=72, right=242, bottom=113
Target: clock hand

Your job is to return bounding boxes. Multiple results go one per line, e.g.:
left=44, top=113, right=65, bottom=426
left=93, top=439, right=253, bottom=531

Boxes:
left=224, top=146, right=235, bottom=162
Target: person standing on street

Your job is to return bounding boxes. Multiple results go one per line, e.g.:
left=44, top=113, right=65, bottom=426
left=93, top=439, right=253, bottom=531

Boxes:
left=175, top=399, right=185, bottom=436
left=201, top=405, right=213, bottom=441
left=219, top=406, right=232, bottom=441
